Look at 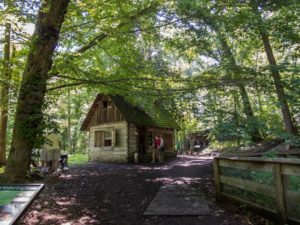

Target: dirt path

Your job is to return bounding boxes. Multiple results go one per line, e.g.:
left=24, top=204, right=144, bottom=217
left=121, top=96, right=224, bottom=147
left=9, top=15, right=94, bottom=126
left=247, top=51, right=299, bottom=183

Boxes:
left=18, top=155, right=273, bottom=225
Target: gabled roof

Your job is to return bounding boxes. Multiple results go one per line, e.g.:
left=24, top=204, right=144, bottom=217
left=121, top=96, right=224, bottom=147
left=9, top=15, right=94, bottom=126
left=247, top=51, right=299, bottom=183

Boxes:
left=80, top=94, right=180, bottom=131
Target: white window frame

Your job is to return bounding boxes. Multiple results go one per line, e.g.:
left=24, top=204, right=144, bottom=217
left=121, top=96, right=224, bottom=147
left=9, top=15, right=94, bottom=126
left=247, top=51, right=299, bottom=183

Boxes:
left=94, top=128, right=116, bottom=150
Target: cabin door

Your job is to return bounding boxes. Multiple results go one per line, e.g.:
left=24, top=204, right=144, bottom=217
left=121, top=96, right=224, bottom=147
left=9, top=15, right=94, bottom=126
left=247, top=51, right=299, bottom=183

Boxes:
left=138, top=127, right=146, bottom=154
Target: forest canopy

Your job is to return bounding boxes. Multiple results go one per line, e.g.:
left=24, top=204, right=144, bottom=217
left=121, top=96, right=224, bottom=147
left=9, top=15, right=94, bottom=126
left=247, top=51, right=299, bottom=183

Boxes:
left=0, top=0, right=299, bottom=181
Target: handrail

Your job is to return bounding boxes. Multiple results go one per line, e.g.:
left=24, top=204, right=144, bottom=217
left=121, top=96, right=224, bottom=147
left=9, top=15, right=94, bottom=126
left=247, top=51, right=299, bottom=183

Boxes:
left=216, top=156, right=300, bottom=165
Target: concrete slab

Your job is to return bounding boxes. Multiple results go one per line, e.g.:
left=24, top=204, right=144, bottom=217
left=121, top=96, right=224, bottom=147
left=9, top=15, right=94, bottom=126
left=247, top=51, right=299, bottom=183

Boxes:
left=144, top=184, right=210, bottom=216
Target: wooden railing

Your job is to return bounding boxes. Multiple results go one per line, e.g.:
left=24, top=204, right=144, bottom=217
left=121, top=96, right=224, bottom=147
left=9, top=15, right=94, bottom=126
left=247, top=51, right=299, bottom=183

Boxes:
left=214, top=157, right=300, bottom=224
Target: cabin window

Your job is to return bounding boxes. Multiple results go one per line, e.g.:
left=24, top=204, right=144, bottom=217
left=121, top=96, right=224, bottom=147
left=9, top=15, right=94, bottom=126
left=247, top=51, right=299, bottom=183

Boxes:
left=94, top=129, right=116, bottom=148
left=104, top=130, right=112, bottom=146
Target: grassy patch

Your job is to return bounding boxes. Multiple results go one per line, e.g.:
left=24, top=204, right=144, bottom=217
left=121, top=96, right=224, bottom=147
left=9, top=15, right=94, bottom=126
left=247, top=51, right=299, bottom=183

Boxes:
left=68, top=153, right=88, bottom=166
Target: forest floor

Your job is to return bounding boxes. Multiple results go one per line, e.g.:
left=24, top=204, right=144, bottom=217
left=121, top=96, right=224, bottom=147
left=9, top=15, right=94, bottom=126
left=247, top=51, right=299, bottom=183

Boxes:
left=19, top=155, right=273, bottom=225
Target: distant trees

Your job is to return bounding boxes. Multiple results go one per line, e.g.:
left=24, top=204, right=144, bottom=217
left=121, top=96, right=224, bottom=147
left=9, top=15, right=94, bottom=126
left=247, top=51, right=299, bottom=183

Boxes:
left=170, top=0, right=299, bottom=143
left=250, top=0, right=298, bottom=135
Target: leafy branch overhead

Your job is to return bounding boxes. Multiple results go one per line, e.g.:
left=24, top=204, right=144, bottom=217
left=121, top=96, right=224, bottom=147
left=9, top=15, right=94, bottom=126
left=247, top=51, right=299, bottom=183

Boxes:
left=0, top=0, right=299, bottom=181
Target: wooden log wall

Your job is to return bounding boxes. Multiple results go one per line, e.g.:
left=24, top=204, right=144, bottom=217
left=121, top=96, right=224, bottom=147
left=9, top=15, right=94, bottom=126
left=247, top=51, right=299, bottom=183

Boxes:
left=145, top=127, right=176, bottom=159
left=128, top=124, right=138, bottom=162
left=89, top=122, right=128, bottom=162
left=89, top=97, right=123, bottom=127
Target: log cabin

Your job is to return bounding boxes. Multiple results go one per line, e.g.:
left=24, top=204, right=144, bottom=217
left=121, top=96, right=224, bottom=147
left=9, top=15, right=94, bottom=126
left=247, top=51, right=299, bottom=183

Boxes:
left=80, top=94, right=180, bottom=163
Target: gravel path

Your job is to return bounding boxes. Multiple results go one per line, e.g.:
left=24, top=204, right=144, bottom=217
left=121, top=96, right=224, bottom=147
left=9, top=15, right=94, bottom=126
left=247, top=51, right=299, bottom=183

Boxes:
left=18, top=155, right=273, bottom=225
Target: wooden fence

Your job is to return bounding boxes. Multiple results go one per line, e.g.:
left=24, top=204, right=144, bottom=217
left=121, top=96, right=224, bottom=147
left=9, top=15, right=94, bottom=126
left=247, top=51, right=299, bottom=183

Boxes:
left=214, top=157, right=300, bottom=224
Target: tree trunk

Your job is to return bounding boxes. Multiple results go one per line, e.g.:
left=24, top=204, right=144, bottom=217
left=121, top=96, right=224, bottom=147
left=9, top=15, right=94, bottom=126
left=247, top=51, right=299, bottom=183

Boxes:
left=0, top=23, right=11, bottom=166
left=2, top=0, right=70, bottom=183
left=209, top=20, right=262, bottom=142
left=238, top=85, right=262, bottom=142
left=67, top=88, right=72, bottom=153
left=233, top=91, right=241, bottom=146
left=250, top=0, right=298, bottom=135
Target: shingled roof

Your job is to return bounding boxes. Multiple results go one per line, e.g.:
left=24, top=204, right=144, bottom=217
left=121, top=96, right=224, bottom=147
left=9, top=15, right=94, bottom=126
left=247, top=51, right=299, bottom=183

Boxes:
left=80, top=94, right=180, bottom=131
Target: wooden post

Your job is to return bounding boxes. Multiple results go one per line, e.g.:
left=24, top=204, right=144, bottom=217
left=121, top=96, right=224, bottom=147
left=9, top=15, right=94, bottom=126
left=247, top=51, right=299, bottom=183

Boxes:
left=213, top=158, right=221, bottom=201
left=273, top=163, right=288, bottom=224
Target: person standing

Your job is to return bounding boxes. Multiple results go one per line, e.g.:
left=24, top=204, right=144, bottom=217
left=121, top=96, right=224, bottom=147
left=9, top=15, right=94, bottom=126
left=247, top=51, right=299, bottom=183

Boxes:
left=40, top=147, right=50, bottom=174
left=158, top=135, right=164, bottom=163
left=42, top=133, right=62, bottom=173
left=152, top=134, right=162, bottom=163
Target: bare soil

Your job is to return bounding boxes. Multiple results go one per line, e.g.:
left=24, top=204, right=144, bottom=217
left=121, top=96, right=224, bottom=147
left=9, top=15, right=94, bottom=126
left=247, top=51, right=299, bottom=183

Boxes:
left=18, top=155, right=273, bottom=225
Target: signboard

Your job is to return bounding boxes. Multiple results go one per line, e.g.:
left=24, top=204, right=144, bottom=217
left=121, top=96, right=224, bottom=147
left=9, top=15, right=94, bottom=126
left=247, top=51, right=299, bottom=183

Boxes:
left=0, top=184, right=44, bottom=225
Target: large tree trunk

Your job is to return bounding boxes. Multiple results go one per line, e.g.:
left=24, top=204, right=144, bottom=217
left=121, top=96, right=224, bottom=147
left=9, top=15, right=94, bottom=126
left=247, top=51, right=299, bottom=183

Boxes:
left=209, top=20, right=262, bottom=142
left=0, top=23, right=11, bottom=166
left=238, top=85, right=262, bottom=141
left=250, top=0, right=298, bottom=135
left=2, top=0, right=70, bottom=183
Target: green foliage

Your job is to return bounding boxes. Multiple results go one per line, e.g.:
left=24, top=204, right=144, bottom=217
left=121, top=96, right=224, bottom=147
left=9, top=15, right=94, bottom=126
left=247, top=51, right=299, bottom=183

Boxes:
left=282, top=134, right=300, bottom=148
left=211, top=119, right=250, bottom=142
left=0, top=167, right=4, bottom=174
left=263, top=150, right=278, bottom=158
left=1, top=0, right=299, bottom=163
left=68, top=153, right=88, bottom=166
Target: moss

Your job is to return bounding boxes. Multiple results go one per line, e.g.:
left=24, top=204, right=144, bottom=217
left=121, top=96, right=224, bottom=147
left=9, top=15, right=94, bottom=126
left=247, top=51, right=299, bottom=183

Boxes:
left=111, top=95, right=180, bottom=129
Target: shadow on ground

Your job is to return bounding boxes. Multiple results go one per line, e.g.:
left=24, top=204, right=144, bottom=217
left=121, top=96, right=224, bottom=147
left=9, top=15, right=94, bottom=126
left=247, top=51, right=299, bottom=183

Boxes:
left=18, top=155, right=273, bottom=225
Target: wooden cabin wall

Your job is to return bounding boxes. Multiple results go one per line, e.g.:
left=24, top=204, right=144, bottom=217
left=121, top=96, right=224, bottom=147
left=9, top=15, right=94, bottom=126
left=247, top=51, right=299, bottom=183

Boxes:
left=84, top=95, right=178, bottom=163
left=127, top=124, right=138, bottom=162
left=88, top=121, right=128, bottom=162
left=145, top=127, right=176, bottom=160
left=88, top=97, right=124, bottom=128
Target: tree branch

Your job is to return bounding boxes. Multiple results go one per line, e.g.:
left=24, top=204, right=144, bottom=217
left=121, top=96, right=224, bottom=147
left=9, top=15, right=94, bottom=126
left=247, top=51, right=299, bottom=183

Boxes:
left=75, top=1, right=158, bottom=53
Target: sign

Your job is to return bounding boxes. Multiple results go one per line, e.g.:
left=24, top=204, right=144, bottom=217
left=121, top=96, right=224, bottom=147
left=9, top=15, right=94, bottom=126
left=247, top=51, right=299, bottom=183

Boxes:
left=0, top=184, right=44, bottom=225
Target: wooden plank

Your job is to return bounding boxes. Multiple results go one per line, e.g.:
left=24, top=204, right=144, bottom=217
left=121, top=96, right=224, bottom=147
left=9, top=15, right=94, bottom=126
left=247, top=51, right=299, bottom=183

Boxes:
left=213, top=158, right=221, bottom=201
left=216, top=156, right=300, bottom=166
left=220, top=175, right=275, bottom=197
left=285, top=190, right=300, bottom=203
left=282, top=164, right=300, bottom=176
left=221, top=192, right=276, bottom=213
left=90, top=121, right=127, bottom=130
left=273, top=164, right=288, bottom=224
left=216, top=156, right=300, bottom=224
left=288, top=217, right=300, bottom=224
left=219, top=159, right=273, bottom=172
left=229, top=150, right=300, bottom=157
